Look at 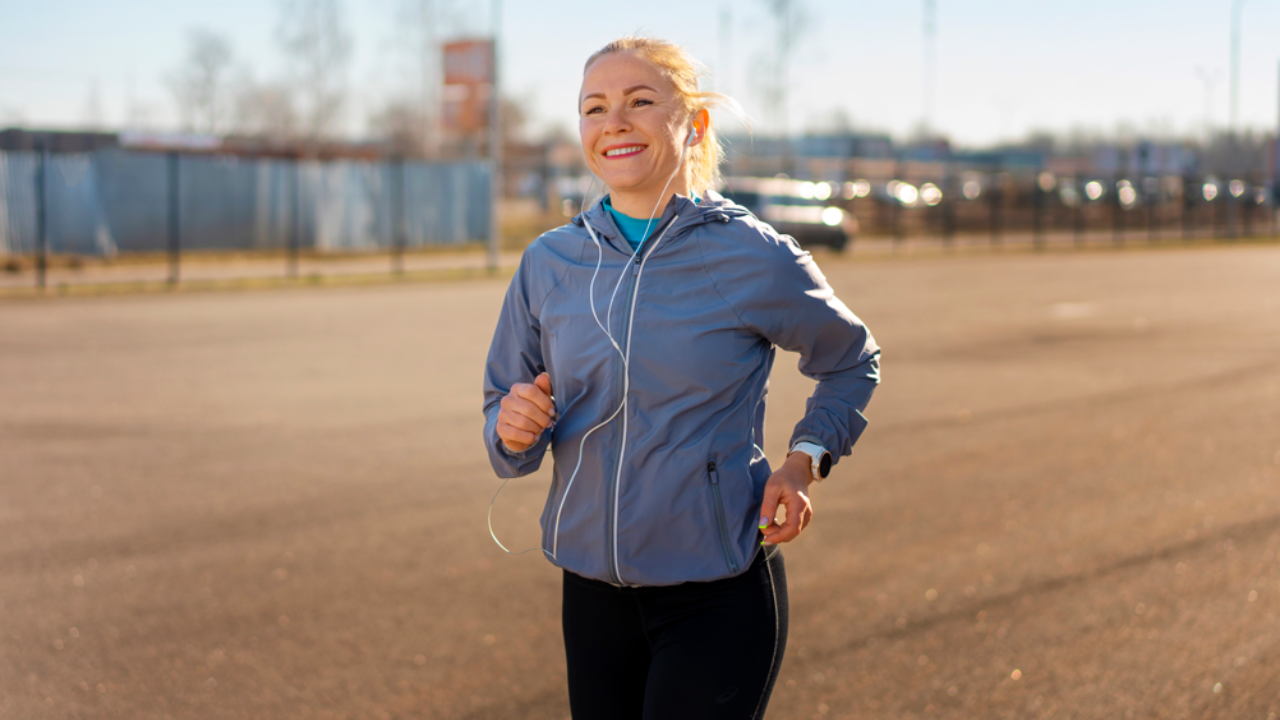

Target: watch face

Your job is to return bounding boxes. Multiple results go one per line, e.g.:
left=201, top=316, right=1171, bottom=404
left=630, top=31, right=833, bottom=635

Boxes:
left=818, top=453, right=832, bottom=479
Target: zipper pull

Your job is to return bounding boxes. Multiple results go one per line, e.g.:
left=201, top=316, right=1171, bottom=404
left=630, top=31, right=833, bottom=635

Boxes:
left=707, top=461, right=718, bottom=481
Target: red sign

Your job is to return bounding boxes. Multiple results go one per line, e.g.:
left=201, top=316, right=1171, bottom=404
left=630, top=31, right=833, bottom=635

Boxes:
left=443, top=39, right=494, bottom=135
left=444, top=40, right=493, bottom=86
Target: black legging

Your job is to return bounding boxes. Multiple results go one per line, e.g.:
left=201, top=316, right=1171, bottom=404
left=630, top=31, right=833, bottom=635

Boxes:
left=562, top=548, right=788, bottom=720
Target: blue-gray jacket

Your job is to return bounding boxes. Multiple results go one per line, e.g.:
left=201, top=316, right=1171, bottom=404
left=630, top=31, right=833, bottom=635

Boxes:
left=482, top=192, right=879, bottom=587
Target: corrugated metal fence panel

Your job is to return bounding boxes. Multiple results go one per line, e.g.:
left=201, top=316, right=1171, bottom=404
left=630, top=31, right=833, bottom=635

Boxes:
left=0, top=152, right=37, bottom=255
left=182, top=153, right=267, bottom=252
left=311, top=160, right=393, bottom=252
left=404, top=161, right=491, bottom=247
left=93, top=149, right=166, bottom=252
left=0, top=150, right=491, bottom=256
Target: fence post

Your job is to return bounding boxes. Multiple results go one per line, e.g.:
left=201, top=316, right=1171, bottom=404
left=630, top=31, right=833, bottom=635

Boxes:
left=1074, top=178, right=1085, bottom=248
left=1181, top=174, right=1193, bottom=241
left=35, top=141, right=48, bottom=290
left=988, top=166, right=1002, bottom=248
left=1213, top=185, right=1223, bottom=239
left=941, top=165, right=955, bottom=249
left=1226, top=182, right=1237, bottom=240
left=1112, top=174, right=1123, bottom=246
left=167, top=151, right=181, bottom=285
left=1033, top=175, right=1045, bottom=251
left=892, top=162, right=904, bottom=250
left=392, top=156, right=405, bottom=276
left=892, top=193, right=904, bottom=249
left=1242, top=178, right=1253, bottom=238
left=1152, top=175, right=1162, bottom=240
left=288, top=156, right=300, bottom=279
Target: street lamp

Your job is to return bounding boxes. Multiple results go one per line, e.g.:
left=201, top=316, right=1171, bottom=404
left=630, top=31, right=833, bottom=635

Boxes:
left=488, top=0, right=502, bottom=273
left=1229, top=0, right=1247, bottom=133
left=1194, top=66, right=1221, bottom=142
left=923, top=0, right=937, bottom=133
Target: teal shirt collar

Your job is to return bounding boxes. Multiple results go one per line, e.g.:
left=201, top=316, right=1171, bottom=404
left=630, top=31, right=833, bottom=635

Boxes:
left=603, top=195, right=701, bottom=253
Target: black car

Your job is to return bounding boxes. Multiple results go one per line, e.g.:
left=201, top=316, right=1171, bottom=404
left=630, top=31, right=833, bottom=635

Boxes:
left=719, top=177, right=857, bottom=251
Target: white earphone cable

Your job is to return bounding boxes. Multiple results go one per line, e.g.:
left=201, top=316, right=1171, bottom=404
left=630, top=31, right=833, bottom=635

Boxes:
left=490, top=124, right=699, bottom=563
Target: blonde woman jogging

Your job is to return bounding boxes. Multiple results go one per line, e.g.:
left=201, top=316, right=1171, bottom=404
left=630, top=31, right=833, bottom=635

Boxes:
left=482, top=36, right=880, bottom=720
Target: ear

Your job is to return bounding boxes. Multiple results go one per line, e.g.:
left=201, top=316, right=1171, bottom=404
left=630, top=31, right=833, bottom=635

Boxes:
left=690, top=108, right=711, bottom=147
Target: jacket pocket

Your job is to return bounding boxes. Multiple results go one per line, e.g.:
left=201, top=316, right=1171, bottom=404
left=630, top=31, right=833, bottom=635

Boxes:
left=706, top=458, right=739, bottom=573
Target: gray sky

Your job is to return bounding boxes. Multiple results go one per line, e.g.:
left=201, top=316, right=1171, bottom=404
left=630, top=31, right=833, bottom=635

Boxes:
left=1, top=0, right=1278, bottom=147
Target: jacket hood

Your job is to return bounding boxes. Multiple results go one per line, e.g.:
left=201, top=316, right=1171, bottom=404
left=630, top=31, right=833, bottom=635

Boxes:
left=571, top=190, right=752, bottom=246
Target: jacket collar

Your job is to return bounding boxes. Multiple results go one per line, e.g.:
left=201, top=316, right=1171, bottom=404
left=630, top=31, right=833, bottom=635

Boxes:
left=572, top=191, right=750, bottom=255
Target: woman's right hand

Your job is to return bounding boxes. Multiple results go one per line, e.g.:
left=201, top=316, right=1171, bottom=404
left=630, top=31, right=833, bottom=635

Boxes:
left=496, top=372, right=556, bottom=453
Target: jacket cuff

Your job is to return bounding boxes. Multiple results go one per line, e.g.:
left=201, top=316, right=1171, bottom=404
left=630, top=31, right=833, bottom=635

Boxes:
left=788, top=435, right=828, bottom=456
left=497, top=434, right=546, bottom=460
left=789, top=409, right=869, bottom=467
left=484, top=408, right=550, bottom=477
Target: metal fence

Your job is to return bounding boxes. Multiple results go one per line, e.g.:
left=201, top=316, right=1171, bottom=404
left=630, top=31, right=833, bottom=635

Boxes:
left=0, top=148, right=492, bottom=282
left=728, top=156, right=1279, bottom=247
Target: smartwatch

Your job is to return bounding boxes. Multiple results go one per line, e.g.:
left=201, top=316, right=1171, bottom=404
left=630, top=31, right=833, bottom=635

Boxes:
left=789, top=441, right=832, bottom=481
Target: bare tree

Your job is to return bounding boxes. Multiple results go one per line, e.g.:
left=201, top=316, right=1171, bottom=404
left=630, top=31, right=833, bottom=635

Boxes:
left=81, top=79, right=106, bottom=130
left=806, top=107, right=854, bottom=135
left=277, top=0, right=353, bottom=141
left=369, top=94, right=524, bottom=158
left=368, top=100, right=426, bottom=155
left=167, top=30, right=235, bottom=134
left=232, top=73, right=298, bottom=141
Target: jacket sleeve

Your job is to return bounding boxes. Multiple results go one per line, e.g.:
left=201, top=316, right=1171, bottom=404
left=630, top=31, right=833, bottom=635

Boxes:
left=707, top=225, right=880, bottom=465
left=482, top=248, right=553, bottom=478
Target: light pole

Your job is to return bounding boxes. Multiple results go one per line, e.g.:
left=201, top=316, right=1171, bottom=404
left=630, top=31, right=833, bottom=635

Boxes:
left=923, top=0, right=937, bottom=134
left=1194, top=66, right=1221, bottom=143
left=488, top=0, right=502, bottom=273
left=1229, top=0, right=1247, bottom=133
left=420, top=0, right=439, bottom=160
left=719, top=6, right=732, bottom=96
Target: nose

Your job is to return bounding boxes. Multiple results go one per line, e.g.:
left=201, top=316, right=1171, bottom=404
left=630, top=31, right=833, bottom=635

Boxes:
left=602, top=106, right=631, bottom=136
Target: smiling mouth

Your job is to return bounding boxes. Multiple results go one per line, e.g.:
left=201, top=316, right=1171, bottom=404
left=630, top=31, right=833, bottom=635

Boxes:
left=604, top=145, right=646, bottom=158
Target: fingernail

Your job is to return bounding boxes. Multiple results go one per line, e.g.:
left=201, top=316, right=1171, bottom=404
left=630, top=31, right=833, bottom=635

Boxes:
left=761, top=540, right=773, bottom=547
left=758, top=517, right=769, bottom=528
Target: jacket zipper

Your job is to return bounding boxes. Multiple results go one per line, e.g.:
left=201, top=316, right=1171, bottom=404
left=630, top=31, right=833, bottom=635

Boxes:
left=707, top=460, right=739, bottom=573
left=599, top=214, right=679, bottom=586
left=605, top=264, right=638, bottom=585
left=605, top=215, right=676, bottom=586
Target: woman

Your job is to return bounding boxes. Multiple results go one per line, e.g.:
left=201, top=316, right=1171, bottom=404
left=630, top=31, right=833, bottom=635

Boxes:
left=482, top=36, right=879, bottom=720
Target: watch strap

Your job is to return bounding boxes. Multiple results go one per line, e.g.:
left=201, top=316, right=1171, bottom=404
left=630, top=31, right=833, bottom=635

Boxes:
left=789, top=441, right=830, bottom=481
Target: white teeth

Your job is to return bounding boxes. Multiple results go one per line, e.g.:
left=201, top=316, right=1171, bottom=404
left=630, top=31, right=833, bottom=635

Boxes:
left=605, top=146, right=644, bottom=157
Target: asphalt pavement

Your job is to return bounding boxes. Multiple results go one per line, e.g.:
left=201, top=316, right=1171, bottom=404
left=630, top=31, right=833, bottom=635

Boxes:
left=2, top=243, right=1279, bottom=719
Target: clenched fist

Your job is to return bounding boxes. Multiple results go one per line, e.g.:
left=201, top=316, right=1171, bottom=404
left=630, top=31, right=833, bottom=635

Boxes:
left=496, top=372, right=556, bottom=453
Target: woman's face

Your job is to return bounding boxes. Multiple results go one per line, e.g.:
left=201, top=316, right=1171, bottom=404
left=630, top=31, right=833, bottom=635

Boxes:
left=579, top=51, right=691, bottom=201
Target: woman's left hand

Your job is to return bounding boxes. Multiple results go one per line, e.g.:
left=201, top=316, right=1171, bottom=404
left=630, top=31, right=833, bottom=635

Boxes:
left=758, top=452, right=816, bottom=546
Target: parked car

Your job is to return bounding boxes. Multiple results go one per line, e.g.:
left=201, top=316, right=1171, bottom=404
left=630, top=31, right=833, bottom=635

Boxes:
left=718, top=177, right=858, bottom=251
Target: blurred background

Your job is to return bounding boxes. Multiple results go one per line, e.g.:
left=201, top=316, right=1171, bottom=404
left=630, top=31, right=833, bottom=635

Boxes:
left=4, top=3, right=1280, bottom=720
left=0, top=0, right=1278, bottom=288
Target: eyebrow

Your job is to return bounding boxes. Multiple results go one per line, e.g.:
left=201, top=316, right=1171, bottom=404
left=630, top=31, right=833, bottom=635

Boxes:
left=580, top=84, right=659, bottom=104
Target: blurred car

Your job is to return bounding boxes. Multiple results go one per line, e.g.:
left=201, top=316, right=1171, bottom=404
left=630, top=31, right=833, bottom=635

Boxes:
left=718, top=177, right=858, bottom=251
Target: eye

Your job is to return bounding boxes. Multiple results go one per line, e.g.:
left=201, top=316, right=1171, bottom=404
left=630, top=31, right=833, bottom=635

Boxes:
left=631, top=98, right=653, bottom=108
left=583, top=105, right=603, bottom=116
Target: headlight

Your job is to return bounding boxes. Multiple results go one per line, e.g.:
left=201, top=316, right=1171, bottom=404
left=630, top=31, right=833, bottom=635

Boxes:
left=895, top=182, right=919, bottom=206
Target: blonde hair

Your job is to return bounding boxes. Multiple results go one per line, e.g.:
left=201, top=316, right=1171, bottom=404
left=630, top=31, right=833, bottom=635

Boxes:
left=584, top=36, right=742, bottom=197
